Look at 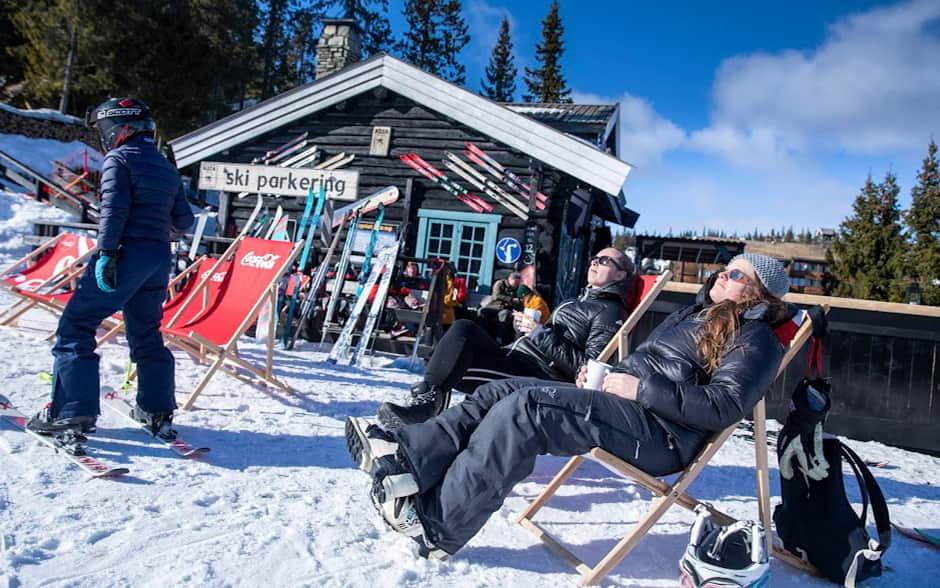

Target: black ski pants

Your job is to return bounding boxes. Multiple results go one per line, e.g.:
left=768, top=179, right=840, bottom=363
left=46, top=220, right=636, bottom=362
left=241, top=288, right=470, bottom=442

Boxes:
left=424, top=319, right=545, bottom=393
left=395, top=377, right=700, bottom=555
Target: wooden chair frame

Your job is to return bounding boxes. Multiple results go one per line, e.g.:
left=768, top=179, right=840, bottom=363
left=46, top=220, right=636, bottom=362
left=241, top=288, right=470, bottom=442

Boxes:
left=516, top=306, right=827, bottom=586
left=597, top=270, right=673, bottom=364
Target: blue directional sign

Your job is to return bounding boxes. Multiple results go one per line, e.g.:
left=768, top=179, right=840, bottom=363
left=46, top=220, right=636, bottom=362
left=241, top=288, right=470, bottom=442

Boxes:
left=496, top=237, right=521, bottom=264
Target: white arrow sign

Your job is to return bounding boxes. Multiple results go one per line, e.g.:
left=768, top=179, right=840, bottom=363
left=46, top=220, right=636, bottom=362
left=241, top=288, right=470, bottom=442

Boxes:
left=198, top=161, right=359, bottom=201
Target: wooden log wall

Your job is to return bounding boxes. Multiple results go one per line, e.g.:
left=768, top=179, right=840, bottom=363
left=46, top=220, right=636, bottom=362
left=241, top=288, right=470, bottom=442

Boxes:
left=214, top=91, right=569, bottom=296
left=631, top=289, right=940, bottom=454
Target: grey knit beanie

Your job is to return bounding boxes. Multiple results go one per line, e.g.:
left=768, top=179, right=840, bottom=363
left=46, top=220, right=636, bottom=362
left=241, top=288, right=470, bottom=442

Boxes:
left=730, top=253, right=789, bottom=298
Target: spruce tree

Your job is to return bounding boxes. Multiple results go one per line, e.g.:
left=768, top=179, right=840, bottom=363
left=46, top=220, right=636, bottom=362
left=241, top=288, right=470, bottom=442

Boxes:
left=523, top=0, right=570, bottom=103
left=481, top=17, right=516, bottom=101
left=905, top=140, right=940, bottom=305
left=828, top=173, right=907, bottom=301
left=398, top=0, right=469, bottom=84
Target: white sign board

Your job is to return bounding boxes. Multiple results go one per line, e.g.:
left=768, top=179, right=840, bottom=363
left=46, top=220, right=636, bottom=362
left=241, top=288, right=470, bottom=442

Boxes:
left=197, top=161, right=359, bottom=201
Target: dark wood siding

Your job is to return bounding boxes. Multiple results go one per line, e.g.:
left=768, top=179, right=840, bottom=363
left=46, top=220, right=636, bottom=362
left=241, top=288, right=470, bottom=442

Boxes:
left=210, top=91, right=571, bottom=296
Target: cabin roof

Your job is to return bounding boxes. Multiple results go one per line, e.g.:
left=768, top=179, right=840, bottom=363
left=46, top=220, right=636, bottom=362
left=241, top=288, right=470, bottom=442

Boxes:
left=169, top=54, right=633, bottom=197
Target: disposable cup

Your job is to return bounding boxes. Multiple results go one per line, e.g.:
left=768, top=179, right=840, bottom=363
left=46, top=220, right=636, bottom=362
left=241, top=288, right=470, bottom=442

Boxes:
left=524, top=308, right=542, bottom=323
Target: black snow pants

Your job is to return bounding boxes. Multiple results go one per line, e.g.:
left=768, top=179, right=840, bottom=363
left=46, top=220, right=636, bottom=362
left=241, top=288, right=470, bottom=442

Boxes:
left=395, top=377, right=706, bottom=555
left=424, top=319, right=547, bottom=393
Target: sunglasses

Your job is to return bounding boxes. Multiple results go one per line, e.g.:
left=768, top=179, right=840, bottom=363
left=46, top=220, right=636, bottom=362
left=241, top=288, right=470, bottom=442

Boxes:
left=725, top=268, right=750, bottom=283
left=590, top=255, right=626, bottom=271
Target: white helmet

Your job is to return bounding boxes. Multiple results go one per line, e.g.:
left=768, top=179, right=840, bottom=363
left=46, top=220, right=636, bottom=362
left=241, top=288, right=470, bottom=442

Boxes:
left=679, top=506, right=771, bottom=588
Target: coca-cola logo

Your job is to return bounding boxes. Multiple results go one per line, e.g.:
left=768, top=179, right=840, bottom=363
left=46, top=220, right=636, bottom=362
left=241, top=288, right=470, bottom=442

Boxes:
left=240, top=251, right=281, bottom=270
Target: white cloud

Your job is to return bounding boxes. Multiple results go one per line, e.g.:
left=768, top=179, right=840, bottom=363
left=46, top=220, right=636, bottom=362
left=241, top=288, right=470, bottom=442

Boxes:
left=572, top=91, right=687, bottom=169
left=696, top=0, right=940, bottom=164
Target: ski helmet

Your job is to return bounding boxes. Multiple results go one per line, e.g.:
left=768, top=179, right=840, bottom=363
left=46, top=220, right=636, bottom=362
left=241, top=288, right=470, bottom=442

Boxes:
left=85, top=97, right=155, bottom=151
left=679, top=506, right=771, bottom=588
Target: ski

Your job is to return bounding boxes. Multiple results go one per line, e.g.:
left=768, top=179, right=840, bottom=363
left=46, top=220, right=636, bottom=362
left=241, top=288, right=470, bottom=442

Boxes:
left=399, top=153, right=487, bottom=213
left=287, top=214, right=350, bottom=349
left=891, top=523, right=940, bottom=550
left=322, top=211, right=362, bottom=342
left=264, top=205, right=284, bottom=239
left=443, top=152, right=528, bottom=219
left=330, top=186, right=399, bottom=228
left=188, top=207, right=211, bottom=261
left=0, top=394, right=129, bottom=478
left=269, top=213, right=291, bottom=241
left=282, top=185, right=327, bottom=347
left=406, top=153, right=493, bottom=212
left=350, top=242, right=401, bottom=366
left=252, top=132, right=309, bottom=164
left=463, top=147, right=548, bottom=211
left=327, top=244, right=397, bottom=364
left=465, top=142, right=549, bottom=207
left=355, top=205, right=386, bottom=298
left=101, top=389, right=209, bottom=458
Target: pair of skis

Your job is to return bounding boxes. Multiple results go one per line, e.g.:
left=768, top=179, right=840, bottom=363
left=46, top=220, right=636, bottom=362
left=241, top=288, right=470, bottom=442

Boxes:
left=326, top=241, right=401, bottom=366
left=464, top=142, right=549, bottom=209
left=280, top=186, right=327, bottom=348
left=399, top=153, right=493, bottom=214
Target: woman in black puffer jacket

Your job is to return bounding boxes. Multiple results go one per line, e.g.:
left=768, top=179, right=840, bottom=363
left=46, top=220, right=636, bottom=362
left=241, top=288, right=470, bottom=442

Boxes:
left=346, top=253, right=794, bottom=559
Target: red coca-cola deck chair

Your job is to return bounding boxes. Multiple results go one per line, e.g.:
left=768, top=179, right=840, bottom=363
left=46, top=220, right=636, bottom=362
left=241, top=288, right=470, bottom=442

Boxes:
left=0, top=232, right=96, bottom=325
left=161, top=235, right=302, bottom=410
left=516, top=304, right=827, bottom=585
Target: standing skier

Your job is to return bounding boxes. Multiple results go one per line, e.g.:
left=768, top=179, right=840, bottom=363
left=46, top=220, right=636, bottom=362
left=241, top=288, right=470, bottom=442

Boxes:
left=28, top=97, right=195, bottom=440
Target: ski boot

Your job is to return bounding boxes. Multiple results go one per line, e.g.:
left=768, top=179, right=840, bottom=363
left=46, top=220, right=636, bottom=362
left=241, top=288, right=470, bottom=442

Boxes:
left=377, top=382, right=450, bottom=430
left=130, top=405, right=177, bottom=440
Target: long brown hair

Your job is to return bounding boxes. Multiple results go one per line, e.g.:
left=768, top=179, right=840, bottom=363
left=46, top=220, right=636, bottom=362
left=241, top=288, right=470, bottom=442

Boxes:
left=695, top=280, right=788, bottom=373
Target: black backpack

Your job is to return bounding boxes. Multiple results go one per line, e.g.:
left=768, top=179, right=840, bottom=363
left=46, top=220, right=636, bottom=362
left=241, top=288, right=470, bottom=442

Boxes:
left=774, top=378, right=891, bottom=588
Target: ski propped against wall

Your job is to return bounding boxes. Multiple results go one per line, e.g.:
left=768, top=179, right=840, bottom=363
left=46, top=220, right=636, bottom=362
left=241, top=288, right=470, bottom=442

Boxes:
left=0, top=393, right=129, bottom=478
left=465, top=142, right=550, bottom=208
left=399, top=153, right=490, bottom=213
left=282, top=186, right=327, bottom=348
left=188, top=208, right=211, bottom=261
left=354, top=205, right=386, bottom=298
left=350, top=241, right=401, bottom=366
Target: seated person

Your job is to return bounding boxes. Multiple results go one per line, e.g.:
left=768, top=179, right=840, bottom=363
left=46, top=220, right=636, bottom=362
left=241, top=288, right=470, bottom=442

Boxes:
left=377, top=248, right=636, bottom=429
left=477, top=271, right=523, bottom=342
left=347, top=253, right=792, bottom=559
left=512, top=284, right=550, bottom=336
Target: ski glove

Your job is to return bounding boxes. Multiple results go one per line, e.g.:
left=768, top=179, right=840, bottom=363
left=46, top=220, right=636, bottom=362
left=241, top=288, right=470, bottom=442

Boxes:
left=777, top=377, right=832, bottom=481
left=95, top=250, right=119, bottom=293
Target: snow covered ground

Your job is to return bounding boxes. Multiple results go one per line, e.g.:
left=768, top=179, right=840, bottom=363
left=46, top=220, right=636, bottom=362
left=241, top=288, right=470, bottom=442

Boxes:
left=0, top=165, right=938, bottom=586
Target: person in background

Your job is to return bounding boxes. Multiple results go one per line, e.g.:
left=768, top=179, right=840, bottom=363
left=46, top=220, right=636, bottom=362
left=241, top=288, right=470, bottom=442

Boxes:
left=347, top=253, right=792, bottom=560
left=376, top=248, right=635, bottom=429
left=28, top=97, right=195, bottom=442
left=477, top=271, right=523, bottom=343
left=512, top=284, right=550, bottom=336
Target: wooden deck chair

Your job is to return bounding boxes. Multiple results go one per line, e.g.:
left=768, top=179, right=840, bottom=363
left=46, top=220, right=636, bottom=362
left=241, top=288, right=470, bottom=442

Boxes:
left=0, top=232, right=96, bottom=323
left=516, top=306, right=827, bottom=586
left=95, top=255, right=211, bottom=347
left=596, top=270, right=673, bottom=364
left=161, top=236, right=302, bottom=410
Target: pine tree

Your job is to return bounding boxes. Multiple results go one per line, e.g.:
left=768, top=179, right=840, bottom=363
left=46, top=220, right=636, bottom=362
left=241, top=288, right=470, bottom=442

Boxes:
left=828, top=173, right=907, bottom=301
left=481, top=17, right=516, bottom=101
left=313, top=0, right=393, bottom=56
left=285, top=7, right=318, bottom=86
left=905, top=140, right=940, bottom=305
left=398, top=0, right=469, bottom=84
left=259, top=0, right=293, bottom=99
left=523, top=1, right=570, bottom=103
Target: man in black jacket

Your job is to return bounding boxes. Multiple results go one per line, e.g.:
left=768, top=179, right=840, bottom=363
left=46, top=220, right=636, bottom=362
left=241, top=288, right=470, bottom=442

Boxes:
left=377, top=247, right=635, bottom=429
left=28, top=97, right=195, bottom=442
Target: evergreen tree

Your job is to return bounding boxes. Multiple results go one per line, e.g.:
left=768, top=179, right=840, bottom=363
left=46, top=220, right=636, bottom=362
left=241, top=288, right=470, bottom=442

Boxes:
left=285, top=7, right=318, bottom=86
left=0, top=0, right=26, bottom=99
left=785, top=225, right=794, bottom=242
left=398, top=0, right=469, bottom=84
left=905, top=140, right=940, bottom=305
left=481, top=17, right=516, bottom=101
left=827, top=173, right=907, bottom=302
left=313, top=0, right=393, bottom=56
left=523, top=0, right=570, bottom=103
left=259, top=0, right=293, bottom=99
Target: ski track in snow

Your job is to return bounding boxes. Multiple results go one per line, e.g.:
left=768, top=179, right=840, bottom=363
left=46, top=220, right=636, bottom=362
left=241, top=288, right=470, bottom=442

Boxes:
left=0, top=192, right=937, bottom=586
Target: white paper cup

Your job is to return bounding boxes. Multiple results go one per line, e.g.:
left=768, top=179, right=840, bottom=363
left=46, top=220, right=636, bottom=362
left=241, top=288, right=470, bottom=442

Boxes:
left=585, top=359, right=612, bottom=390
left=523, top=308, right=542, bottom=323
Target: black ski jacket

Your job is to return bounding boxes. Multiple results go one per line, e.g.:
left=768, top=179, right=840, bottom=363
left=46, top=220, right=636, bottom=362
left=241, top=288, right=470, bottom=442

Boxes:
left=97, top=135, right=195, bottom=251
left=506, top=280, right=630, bottom=381
left=615, top=282, right=786, bottom=464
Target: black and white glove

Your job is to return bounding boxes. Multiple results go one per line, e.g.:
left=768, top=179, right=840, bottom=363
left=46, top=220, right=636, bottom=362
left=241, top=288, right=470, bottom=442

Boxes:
left=777, top=377, right=831, bottom=481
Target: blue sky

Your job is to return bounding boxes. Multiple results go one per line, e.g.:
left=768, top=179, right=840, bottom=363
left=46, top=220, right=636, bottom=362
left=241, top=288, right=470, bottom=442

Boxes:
left=385, top=0, right=940, bottom=235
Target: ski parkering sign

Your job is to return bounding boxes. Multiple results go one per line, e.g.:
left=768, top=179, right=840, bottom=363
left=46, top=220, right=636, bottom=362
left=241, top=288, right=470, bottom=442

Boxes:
left=197, top=161, right=359, bottom=200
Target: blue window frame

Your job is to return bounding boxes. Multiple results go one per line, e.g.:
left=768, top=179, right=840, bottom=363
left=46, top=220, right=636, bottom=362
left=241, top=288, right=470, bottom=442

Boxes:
left=415, top=209, right=501, bottom=290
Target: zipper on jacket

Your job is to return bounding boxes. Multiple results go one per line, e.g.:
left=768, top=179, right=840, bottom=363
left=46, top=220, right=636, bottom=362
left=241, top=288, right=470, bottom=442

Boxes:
left=634, top=440, right=641, bottom=460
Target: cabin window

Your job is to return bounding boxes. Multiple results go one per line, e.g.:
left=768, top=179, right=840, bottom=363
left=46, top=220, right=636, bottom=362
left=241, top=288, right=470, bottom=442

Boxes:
left=416, top=209, right=502, bottom=290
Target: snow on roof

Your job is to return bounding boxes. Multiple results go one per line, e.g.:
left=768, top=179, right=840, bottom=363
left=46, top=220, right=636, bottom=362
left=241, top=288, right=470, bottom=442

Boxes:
left=0, top=102, right=84, bottom=125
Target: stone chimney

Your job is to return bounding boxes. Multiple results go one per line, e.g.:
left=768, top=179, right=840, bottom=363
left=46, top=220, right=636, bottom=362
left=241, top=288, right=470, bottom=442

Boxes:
left=316, top=19, right=363, bottom=79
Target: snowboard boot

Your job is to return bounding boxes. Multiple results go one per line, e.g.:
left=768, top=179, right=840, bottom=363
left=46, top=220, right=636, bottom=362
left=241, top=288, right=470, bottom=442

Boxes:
left=377, top=382, right=451, bottom=430
left=371, top=452, right=420, bottom=506
left=412, top=534, right=449, bottom=561
left=130, top=405, right=177, bottom=440
left=26, top=404, right=96, bottom=436
left=345, top=417, right=398, bottom=473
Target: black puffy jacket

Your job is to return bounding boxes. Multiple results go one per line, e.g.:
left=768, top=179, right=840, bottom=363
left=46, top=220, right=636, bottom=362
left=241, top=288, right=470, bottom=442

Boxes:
left=617, top=284, right=786, bottom=464
left=97, top=135, right=195, bottom=251
left=506, top=280, right=630, bottom=381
